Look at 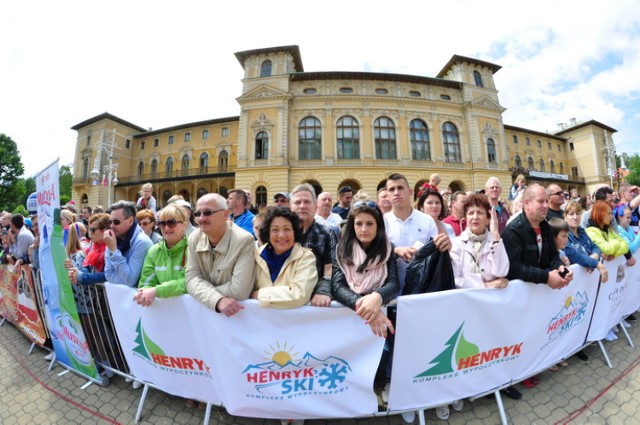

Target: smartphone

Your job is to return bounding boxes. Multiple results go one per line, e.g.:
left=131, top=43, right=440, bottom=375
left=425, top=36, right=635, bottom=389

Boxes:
left=559, top=267, right=569, bottom=278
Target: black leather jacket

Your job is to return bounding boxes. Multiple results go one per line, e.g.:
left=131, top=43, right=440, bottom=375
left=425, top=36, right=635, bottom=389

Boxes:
left=331, top=246, right=399, bottom=310
left=403, top=240, right=455, bottom=295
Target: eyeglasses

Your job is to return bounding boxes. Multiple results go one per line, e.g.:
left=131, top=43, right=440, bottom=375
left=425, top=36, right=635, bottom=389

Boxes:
left=139, top=220, right=152, bottom=226
left=90, top=227, right=104, bottom=233
left=549, top=191, right=564, bottom=197
left=109, top=217, right=131, bottom=226
left=352, top=201, right=378, bottom=209
left=157, top=219, right=183, bottom=228
left=193, top=208, right=225, bottom=218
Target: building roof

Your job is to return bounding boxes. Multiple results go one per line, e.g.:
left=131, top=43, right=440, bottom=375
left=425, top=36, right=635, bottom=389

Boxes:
left=555, top=119, right=617, bottom=136
left=436, top=54, right=502, bottom=79
left=235, top=45, right=304, bottom=72
left=291, top=71, right=462, bottom=89
left=133, top=116, right=240, bottom=138
left=70, top=112, right=147, bottom=132
left=504, top=124, right=567, bottom=142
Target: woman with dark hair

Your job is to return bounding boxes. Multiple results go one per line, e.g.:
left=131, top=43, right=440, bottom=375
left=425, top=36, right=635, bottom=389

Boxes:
left=417, top=188, right=455, bottom=238
left=332, top=201, right=399, bottom=337
left=586, top=201, right=633, bottom=266
left=251, top=207, right=317, bottom=308
left=450, top=194, right=509, bottom=289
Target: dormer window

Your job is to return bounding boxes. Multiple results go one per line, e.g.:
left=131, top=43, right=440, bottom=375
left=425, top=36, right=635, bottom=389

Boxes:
left=303, top=88, right=317, bottom=94
left=473, top=70, right=484, bottom=87
left=409, top=90, right=421, bottom=97
left=339, top=87, right=353, bottom=94
left=375, top=88, right=388, bottom=95
left=260, top=60, right=272, bottom=77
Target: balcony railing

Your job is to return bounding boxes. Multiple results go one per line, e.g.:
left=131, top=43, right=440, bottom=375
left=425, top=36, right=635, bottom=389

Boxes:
left=116, top=167, right=232, bottom=185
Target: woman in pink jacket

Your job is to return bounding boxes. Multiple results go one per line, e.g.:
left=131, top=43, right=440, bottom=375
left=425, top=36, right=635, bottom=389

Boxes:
left=450, top=193, right=510, bottom=289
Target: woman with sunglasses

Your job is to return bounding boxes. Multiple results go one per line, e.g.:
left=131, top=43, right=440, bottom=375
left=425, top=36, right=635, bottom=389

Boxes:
left=68, top=213, right=111, bottom=287
left=251, top=206, right=318, bottom=308
left=332, top=201, right=398, bottom=337
left=134, top=203, right=189, bottom=308
left=136, top=208, right=162, bottom=244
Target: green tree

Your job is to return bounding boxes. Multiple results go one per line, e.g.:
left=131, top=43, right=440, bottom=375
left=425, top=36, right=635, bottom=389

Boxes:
left=625, top=153, right=640, bottom=186
left=0, top=134, right=26, bottom=211
left=60, top=164, right=73, bottom=205
left=19, top=176, right=36, bottom=208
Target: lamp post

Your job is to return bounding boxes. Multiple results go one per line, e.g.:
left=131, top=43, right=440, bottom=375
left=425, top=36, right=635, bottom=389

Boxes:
left=91, top=128, right=119, bottom=206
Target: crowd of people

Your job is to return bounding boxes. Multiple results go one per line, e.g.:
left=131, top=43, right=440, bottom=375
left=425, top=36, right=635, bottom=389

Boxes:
left=5, top=174, right=640, bottom=423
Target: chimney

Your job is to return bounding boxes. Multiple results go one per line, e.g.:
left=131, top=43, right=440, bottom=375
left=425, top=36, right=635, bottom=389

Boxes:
left=570, top=118, right=577, bottom=126
left=557, top=123, right=566, bottom=131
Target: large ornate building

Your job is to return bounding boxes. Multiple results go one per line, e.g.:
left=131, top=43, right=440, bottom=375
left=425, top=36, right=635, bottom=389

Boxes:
left=72, top=45, right=617, bottom=208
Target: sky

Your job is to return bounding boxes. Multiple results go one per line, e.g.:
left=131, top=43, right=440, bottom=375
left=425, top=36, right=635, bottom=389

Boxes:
left=2, top=0, right=640, bottom=177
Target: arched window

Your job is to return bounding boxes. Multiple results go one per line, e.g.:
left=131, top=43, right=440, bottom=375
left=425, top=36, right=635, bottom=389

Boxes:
left=219, top=186, right=229, bottom=198
left=197, top=188, right=208, bottom=199
left=82, top=158, right=89, bottom=178
left=256, top=185, right=267, bottom=208
left=163, top=190, right=173, bottom=204
left=336, top=116, right=360, bottom=159
left=410, top=119, right=430, bottom=161
left=260, top=60, right=272, bottom=77
left=150, top=159, right=158, bottom=177
left=514, top=155, right=522, bottom=169
left=181, top=154, right=190, bottom=176
left=539, top=159, right=545, bottom=172
left=165, top=157, right=174, bottom=176
left=442, top=122, right=461, bottom=163
left=528, top=157, right=534, bottom=170
left=473, top=70, right=484, bottom=87
left=550, top=160, right=556, bottom=174
left=138, top=161, right=144, bottom=177
left=486, top=138, right=497, bottom=163
left=199, top=152, right=209, bottom=173
left=559, top=162, right=565, bottom=174
left=298, top=116, right=322, bottom=160
left=374, top=117, right=397, bottom=160
left=255, top=131, right=269, bottom=159
left=219, top=150, right=229, bottom=171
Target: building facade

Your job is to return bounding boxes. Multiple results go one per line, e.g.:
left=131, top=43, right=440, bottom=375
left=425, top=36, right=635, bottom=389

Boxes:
left=72, top=45, right=616, bottom=208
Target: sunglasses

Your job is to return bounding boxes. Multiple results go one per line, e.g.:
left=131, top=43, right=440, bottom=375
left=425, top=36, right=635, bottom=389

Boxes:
left=90, top=227, right=104, bottom=233
left=352, top=201, right=378, bottom=209
left=109, top=217, right=131, bottom=226
left=139, top=220, right=152, bottom=226
left=550, top=191, right=564, bottom=197
left=157, top=219, right=183, bottom=228
left=193, top=208, right=225, bottom=218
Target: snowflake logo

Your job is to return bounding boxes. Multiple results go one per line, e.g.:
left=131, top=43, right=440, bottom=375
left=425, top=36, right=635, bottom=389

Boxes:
left=318, top=363, right=348, bottom=389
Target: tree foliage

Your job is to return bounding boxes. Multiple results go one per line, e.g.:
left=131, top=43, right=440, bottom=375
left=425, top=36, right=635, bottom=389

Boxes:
left=60, top=164, right=73, bottom=205
left=624, top=153, right=640, bottom=186
left=0, top=134, right=26, bottom=212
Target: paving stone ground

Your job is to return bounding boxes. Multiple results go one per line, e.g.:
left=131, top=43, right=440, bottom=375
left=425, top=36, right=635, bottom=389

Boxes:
left=2, top=319, right=640, bottom=424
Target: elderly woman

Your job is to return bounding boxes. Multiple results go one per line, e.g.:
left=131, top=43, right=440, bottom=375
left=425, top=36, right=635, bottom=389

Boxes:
left=136, top=208, right=162, bottom=244
left=417, top=188, right=455, bottom=238
left=135, top=182, right=157, bottom=212
left=450, top=194, right=510, bottom=289
left=251, top=207, right=317, bottom=308
left=134, top=204, right=189, bottom=307
left=332, top=201, right=398, bottom=337
left=586, top=201, right=633, bottom=266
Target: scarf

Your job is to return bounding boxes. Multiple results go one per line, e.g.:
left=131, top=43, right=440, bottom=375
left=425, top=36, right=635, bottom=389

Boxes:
left=260, top=245, right=293, bottom=283
left=117, top=222, right=138, bottom=255
left=465, top=227, right=488, bottom=274
left=83, top=241, right=107, bottom=272
left=337, top=240, right=391, bottom=295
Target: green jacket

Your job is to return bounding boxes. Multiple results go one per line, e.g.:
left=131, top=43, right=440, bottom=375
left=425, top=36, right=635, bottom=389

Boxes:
left=138, top=237, right=188, bottom=299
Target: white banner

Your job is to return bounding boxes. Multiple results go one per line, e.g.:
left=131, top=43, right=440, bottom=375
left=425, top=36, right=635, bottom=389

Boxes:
left=388, top=265, right=599, bottom=411
left=105, top=284, right=385, bottom=419
left=621, top=253, right=640, bottom=316
left=587, top=254, right=639, bottom=342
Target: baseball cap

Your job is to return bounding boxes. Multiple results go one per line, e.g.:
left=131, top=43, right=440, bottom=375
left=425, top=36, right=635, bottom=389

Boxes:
left=274, top=192, right=290, bottom=200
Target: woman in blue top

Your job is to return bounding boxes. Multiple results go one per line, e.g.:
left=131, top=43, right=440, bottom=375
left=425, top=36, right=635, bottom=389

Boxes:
left=617, top=205, right=640, bottom=255
left=563, top=201, right=608, bottom=282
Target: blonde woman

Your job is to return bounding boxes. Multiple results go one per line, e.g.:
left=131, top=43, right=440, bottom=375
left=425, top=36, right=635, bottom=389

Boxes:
left=136, top=182, right=157, bottom=212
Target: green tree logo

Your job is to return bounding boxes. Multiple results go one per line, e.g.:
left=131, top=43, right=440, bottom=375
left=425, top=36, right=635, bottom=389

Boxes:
left=415, top=323, right=479, bottom=377
left=133, top=319, right=165, bottom=360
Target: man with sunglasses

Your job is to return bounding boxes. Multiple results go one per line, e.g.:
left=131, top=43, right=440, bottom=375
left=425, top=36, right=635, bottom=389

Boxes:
left=185, top=193, right=255, bottom=317
left=546, top=184, right=566, bottom=221
left=103, top=201, right=153, bottom=288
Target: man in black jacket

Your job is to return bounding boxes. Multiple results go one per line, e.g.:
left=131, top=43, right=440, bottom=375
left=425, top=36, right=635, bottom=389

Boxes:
left=502, top=183, right=573, bottom=288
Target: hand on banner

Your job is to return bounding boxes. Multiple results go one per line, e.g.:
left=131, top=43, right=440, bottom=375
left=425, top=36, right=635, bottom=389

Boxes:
left=310, top=293, right=332, bottom=307
left=133, top=287, right=157, bottom=307
left=597, top=263, right=609, bottom=283
left=485, top=277, right=509, bottom=289
left=367, top=312, right=394, bottom=338
left=68, top=268, right=78, bottom=285
left=64, top=259, right=74, bottom=270
left=216, top=297, right=244, bottom=317
left=355, top=292, right=383, bottom=322
left=547, top=267, right=573, bottom=289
